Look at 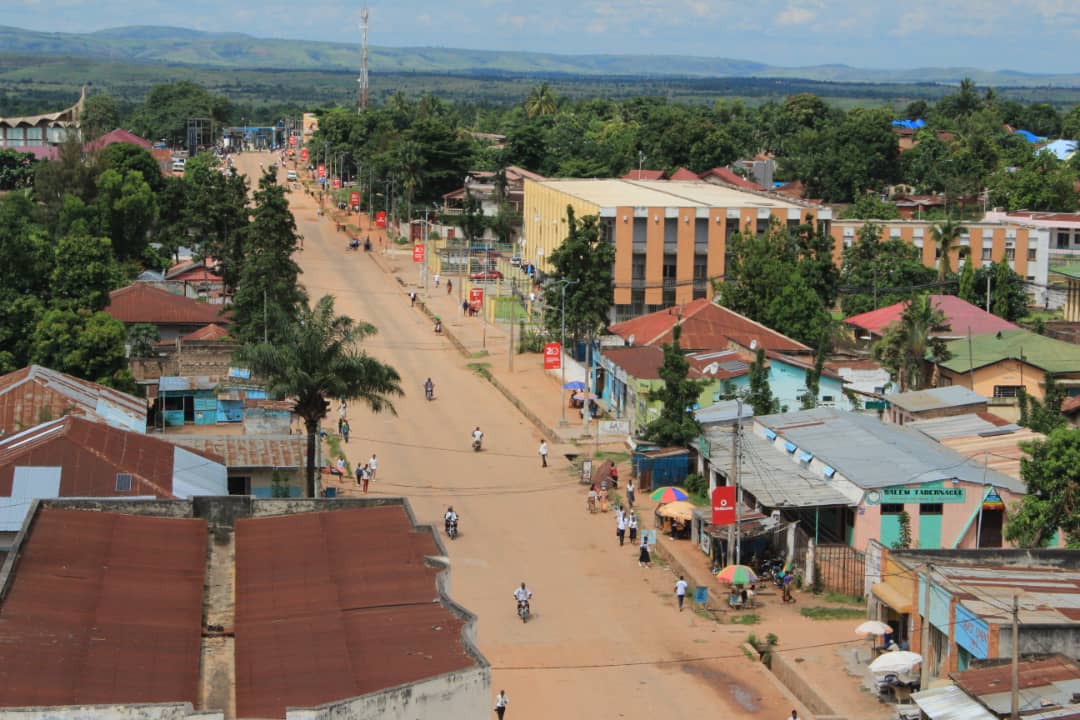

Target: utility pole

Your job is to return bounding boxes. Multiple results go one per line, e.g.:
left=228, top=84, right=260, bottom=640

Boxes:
left=508, top=279, right=516, bottom=371
left=986, top=273, right=992, bottom=314
left=357, top=8, right=369, bottom=113
left=481, top=235, right=491, bottom=351
left=558, top=279, right=578, bottom=427
left=919, top=565, right=933, bottom=691
left=727, top=401, right=740, bottom=566
left=1010, top=594, right=1020, bottom=720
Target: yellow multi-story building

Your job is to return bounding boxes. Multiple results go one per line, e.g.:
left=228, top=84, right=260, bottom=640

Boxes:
left=523, top=179, right=828, bottom=322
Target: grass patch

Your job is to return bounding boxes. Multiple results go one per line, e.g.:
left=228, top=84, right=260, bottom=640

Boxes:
left=822, top=592, right=866, bottom=606
left=593, top=450, right=630, bottom=463
left=730, top=613, right=760, bottom=625
left=324, top=433, right=350, bottom=475
left=800, top=606, right=866, bottom=620
left=470, top=350, right=490, bottom=358
left=466, top=362, right=492, bottom=379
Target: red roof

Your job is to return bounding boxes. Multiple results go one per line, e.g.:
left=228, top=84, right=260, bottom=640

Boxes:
left=234, top=507, right=476, bottom=719
left=844, top=295, right=1020, bottom=338
left=622, top=169, right=666, bottom=181
left=1063, top=395, right=1080, bottom=414
left=601, top=346, right=672, bottom=380
left=106, top=283, right=230, bottom=326
left=84, top=128, right=152, bottom=152
left=701, top=166, right=764, bottom=191
left=0, top=364, right=146, bottom=435
left=0, top=416, right=223, bottom=500
left=181, top=323, right=230, bottom=342
left=609, top=298, right=810, bottom=354
left=0, top=507, right=207, bottom=707
left=668, top=167, right=700, bottom=181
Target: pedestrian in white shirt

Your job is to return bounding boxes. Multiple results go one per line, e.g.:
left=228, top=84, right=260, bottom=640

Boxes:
left=616, top=512, right=626, bottom=546
left=626, top=479, right=635, bottom=508
left=628, top=513, right=638, bottom=543
left=494, top=689, right=509, bottom=719
left=539, top=440, right=548, bottom=468
left=675, top=576, right=689, bottom=611
left=368, top=454, right=377, bottom=480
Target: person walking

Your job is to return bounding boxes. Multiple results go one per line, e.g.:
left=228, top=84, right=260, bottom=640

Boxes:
left=494, top=690, right=509, bottom=719
left=340, top=419, right=350, bottom=444
left=786, top=711, right=798, bottom=720
left=434, top=273, right=440, bottom=288
left=409, top=291, right=417, bottom=307
left=626, top=478, right=635, bottom=508
left=360, top=464, right=370, bottom=493
left=616, top=511, right=626, bottom=546
left=368, top=454, right=378, bottom=481
left=354, top=463, right=363, bottom=488
left=446, top=279, right=452, bottom=295
left=638, top=537, right=651, bottom=568
left=539, top=440, right=548, bottom=468
left=628, top=512, right=638, bottom=544
left=675, top=575, right=689, bottom=611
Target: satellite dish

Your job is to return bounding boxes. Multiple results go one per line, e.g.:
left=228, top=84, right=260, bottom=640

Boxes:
left=628, top=334, right=635, bottom=347
left=750, top=339, right=758, bottom=350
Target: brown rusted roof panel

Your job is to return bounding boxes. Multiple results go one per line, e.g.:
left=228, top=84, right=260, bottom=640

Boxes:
left=0, top=507, right=207, bottom=707
left=234, top=507, right=475, bottom=719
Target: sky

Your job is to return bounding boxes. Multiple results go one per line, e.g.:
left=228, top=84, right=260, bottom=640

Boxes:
left=6, top=0, right=1080, bottom=74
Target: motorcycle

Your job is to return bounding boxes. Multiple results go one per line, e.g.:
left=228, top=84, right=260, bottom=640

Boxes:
left=517, top=599, right=530, bottom=623
left=472, top=435, right=482, bottom=452
left=445, top=517, right=458, bottom=539
left=346, top=240, right=360, bottom=252
left=425, top=385, right=434, bottom=401
left=434, top=321, right=442, bottom=334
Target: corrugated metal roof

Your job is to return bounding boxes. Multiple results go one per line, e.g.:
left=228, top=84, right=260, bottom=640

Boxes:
left=106, top=283, right=230, bottom=326
left=909, top=414, right=1044, bottom=481
left=912, top=684, right=997, bottom=720
left=0, top=365, right=146, bottom=435
left=695, top=400, right=754, bottom=426
left=234, top=507, right=477, bottom=719
left=159, top=376, right=218, bottom=392
left=167, top=434, right=306, bottom=469
left=705, top=427, right=857, bottom=507
left=845, top=295, right=1019, bottom=339
left=0, top=507, right=206, bottom=707
left=756, top=408, right=1025, bottom=493
left=952, top=656, right=1080, bottom=715
left=939, top=329, right=1080, bottom=375
left=885, top=386, right=989, bottom=413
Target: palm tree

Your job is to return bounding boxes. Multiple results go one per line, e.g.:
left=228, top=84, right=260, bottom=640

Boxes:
left=524, top=83, right=558, bottom=119
left=872, top=295, right=953, bottom=392
left=239, top=295, right=403, bottom=497
left=931, top=219, right=965, bottom=282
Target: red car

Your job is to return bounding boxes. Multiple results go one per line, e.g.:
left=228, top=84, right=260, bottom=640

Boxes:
left=470, top=270, right=503, bottom=281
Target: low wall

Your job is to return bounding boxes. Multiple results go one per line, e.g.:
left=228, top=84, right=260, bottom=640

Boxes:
left=0, top=702, right=222, bottom=720
left=770, top=652, right=843, bottom=720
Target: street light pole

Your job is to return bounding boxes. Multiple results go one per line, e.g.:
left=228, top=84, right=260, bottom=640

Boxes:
left=559, top=279, right=578, bottom=427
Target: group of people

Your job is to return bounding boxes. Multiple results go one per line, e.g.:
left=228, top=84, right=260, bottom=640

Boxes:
left=353, top=453, right=378, bottom=493
left=612, top=505, right=651, bottom=568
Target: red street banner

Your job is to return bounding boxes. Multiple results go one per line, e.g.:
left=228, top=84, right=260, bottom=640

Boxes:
left=543, top=342, right=561, bottom=370
left=300, top=147, right=309, bottom=160
left=350, top=191, right=360, bottom=207
left=711, top=486, right=737, bottom=526
left=412, top=244, right=425, bottom=263
left=289, top=135, right=297, bottom=146
left=332, top=177, right=341, bottom=189
left=469, top=287, right=484, bottom=305
left=374, top=211, right=386, bottom=227
left=447, top=228, right=455, bottom=240
left=317, top=164, right=326, bottom=179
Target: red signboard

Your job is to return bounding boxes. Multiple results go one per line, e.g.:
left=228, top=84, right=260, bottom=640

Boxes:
left=332, top=177, right=341, bottom=189
left=543, top=342, right=561, bottom=370
left=301, top=147, right=309, bottom=161
left=350, top=191, right=360, bottom=207
left=711, top=486, right=737, bottom=526
left=289, top=135, right=297, bottom=146
left=447, top=228, right=455, bottom=240
left=469, top=287, right=484, bottom=305
left=412, top=244, right=425, bottom=263
left=374, top=211, right=386, bottom=228
left=317, top=164, right=326, bottom=179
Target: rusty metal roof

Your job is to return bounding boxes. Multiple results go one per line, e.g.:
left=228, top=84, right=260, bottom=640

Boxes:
left=0, top=507, right=207, bottom=708
left=167, top=434, right=306, bottom=469
left=951, top=656, right=1080, bottom=716
left=0, top=365, right=146, bottom=435
left=234, top=507, right=476, bottom=719
left=106, top=283, right=230, bottom=326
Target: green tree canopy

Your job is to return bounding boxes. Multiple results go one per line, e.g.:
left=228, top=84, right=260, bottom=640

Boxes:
left=239, top=295, right=403, bottom=496
left=94, top=168, right=159, bottom=260
left=80, top=93, right=121, bottom=141
left=29, top=308, right=134, bottom=392
left=543, top=206, right=615, bottom=346
left=50, top=234, right=122, bottom=312
left=871, top=295, right=953, bottom=392
left=839, top=225, right=938, bottom=316
left=839, top=192, right=902, bottom=220
left=746, top=347, right=780, bottom=416
left=128, top=81, right=232, bottom=147
left=644, top=325, right=707, bottom=447
left=1005, top=427, right=1080, bottom=548
left=0, top=149, right=39, bottom=191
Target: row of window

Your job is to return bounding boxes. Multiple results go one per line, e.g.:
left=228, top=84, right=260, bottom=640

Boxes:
left=881, top=503, right=943, bottom=515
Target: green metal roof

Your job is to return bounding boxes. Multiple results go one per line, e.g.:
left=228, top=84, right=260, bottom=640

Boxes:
left=1050, top=263, right=1080, bottom=280
left=939, top=329, right=1080, bottom=374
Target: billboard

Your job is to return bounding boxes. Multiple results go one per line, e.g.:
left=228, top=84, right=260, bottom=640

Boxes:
left=317, top=164, right=326, bottom=179
left=374, top=211, right=386, bottom=227
left=543, top=342, right=561, bottom=370
left=301, top=147, right=309, bottom=161
left=332, top=177, right=341, bottom=189
left=289, top=135, right=297, bottom=147
left=412, top=244, right=425, bottom=263
left=711, top=486, right=737, bottom=526
left=350, top=191, right=360, bottom=207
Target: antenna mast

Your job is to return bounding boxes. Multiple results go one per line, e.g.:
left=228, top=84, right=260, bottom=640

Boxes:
left=358, top=7, right=370, bottom=113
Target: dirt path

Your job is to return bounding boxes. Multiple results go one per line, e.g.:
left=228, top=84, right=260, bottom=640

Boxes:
left=236, top=152, right=808, bottom=719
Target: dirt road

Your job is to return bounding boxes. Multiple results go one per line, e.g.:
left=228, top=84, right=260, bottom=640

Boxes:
left=236, top=153, right=804, bottom=719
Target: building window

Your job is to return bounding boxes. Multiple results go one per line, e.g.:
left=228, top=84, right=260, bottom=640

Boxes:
left=881, top=503, right=904, bottom=514
left=920, top=503, right=943, bottom=516
left=1058, top=232, right=1070, bottom=249
left=1005, top=248, right=1015, bottom=261
left=115, top=473, right=133, bottom=492
left=662, top=254, right=676, bottom=285
left=993, top=385, right=1024, bottom=398
left=1027, top=248, right=1037, bottom=261
left=981, top=247, right=992, bottom=260
left=755, top=218, right=769, bottom=236
left=693, top=257, right=707, bottom=282
left=631, top=255, right=645, bottom=283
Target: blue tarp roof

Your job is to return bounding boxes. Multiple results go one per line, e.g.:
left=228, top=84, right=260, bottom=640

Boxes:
left=1012, top=129, right=1045, bottom=144
left=891, top=119, right=926, bottom=130
left=1044, top=139, right=1078, bottom=160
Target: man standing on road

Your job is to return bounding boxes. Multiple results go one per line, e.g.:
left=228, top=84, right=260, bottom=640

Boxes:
left=434, top=272, right=440, bottom=288
left=539, top=440, right=548, bottom=468
left=626, top=478, right=635, bottom=508
left=368, top=454, right=378, bottom=481
left=616, top=511, right=626, bottom=546
left=494, top=690, right=509, bottom=719
left=675, top=576, right=689, bottom=611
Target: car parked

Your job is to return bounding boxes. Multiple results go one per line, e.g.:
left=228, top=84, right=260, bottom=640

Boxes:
left=287, top=169, right=297, bottom=181
left=469, top=270, right=504, bottom=281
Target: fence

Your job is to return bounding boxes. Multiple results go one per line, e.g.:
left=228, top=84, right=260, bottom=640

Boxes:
left=814, top=543, right=867, bottom=599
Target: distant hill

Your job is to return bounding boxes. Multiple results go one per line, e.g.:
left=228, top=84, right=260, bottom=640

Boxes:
left=2, top=24, right=1080, bottom=87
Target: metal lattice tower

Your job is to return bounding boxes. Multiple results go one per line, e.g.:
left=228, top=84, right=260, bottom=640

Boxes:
left=358, top=7, right=369, bottom=113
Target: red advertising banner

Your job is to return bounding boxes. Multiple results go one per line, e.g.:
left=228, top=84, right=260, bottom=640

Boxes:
left=374, top=211, right=386, bottom=227
left=469, top=287, right=484, bottom=305
left=711, top=486, right=737, bottom=526
left=317, top=164, right=326, bottom=179
left=543, top=342, right=561, bottom=370
left=412, top=244, right=425, bottom=263
left=332, top=177, right=341, bottom=189
left=289, top=135, right=297, bottom=146
left=350, top=191, right=360, bottom=207
left=447, top=228, right=455, bottom=240
left=301, top=147, right=309, bottom=160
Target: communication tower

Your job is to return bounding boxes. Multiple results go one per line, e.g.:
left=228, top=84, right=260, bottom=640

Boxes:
left=358, top=8, right=369, bottom=113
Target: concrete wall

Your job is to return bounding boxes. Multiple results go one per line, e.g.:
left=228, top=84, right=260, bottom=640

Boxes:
left=287, top=666, right=490, bottom=720
left=0, top=703, right=222, bottom=720
left=770, top=651, right=839, bottom=718
left=522, top=180, right=600, bottom=274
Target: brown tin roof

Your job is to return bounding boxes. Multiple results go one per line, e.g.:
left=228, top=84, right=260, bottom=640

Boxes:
left=167, top=434, right=305, bottom=469
left=106, top=283, right=230, bottom=326
left=234, top=507, right=476, bottom=719
left=0, top=507, right=207, bottom=708
left=0, top=365, right=146, bottom=435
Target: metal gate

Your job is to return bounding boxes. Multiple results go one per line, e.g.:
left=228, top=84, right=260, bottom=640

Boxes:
left=814, top=543, right=866, bottom=599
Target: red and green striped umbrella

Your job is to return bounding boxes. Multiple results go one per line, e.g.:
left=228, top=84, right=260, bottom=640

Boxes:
left=650, top=486, right=689, bottom=503
left=716, top=564, right=758, bottom=585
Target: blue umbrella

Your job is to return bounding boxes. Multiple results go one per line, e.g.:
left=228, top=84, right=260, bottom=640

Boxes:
left=563, top=381, right=586, bottom=390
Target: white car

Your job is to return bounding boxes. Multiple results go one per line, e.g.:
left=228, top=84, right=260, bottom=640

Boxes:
left=287, top=170, right=297, bottom=181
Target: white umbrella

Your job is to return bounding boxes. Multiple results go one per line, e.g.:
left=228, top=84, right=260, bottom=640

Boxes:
left=855, top=620, right=894, bottom=636
left=869, top=650, right=922, bottom=674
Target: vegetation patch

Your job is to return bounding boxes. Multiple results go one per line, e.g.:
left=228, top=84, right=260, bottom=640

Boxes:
left=800, top=606, right=866, bottom=620
left=730, top=613, right=760, bottom=625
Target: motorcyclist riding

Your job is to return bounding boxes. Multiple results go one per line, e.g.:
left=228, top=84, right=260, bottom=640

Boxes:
left=444, top=506, right=458, bottom=535
left=472, top=426, right=483, bottom=451
left=424, top=378, right=434, bottom=400
left=514, top=582, right=532, bottom=615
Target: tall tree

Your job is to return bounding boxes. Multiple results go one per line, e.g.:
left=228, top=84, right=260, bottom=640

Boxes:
left=543, top=206, right=615, bottom=347
left=1018, top=374, right=1067, bottom=435
left=50, top=234, right=122, bottom=312
left=839, top=225, right=937, bottom=316
left=239, top=295, right=403, bottom=497
left=746, top=348, right=780, bottom=416
left=185, top=155, right=250, bottom=294
left=800, top=344, right=827, bottom=410
left=0, top=149, right=38, bottom=190
left=644, top=325, right=707, bottom=447
left=931, top=219, right=965, bottom=282
left=80, top=93, right=121, bottom=141
left=1005, top=427, right=1080, bottom=548
left=872, top=295, right=953, bottom=391
left=957, top=254, right=976, bottom=303
left=230, top=172, right=306, bottom=345
left=968, top=260, right=1029, bottom=321
left=524, top=83, right=558, bottom=119
left=29, top=309, right=134, bottom=392
left=94, top=168, right=159, bottom=261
